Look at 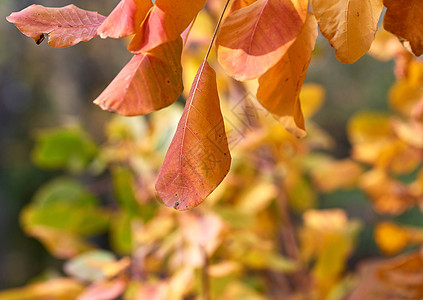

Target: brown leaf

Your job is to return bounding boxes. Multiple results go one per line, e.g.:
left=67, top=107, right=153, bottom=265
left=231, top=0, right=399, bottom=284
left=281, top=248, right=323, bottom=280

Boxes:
left=155, top=61, right=231, bottom=210
left=256, top=13, right=318, bottom=138
left=6, top=4, right=105, bottom=48
left=97, top=0, right=152, bottom=39
left=348, top=250, right=423, bottom=300
left=312, top=0, right=383, bottom=63
left=216, top=0, right=308, bottom=81
left=128, top=0, right=206, bottom=53
left=383, top=0, right=423, bottom=57
left=94, top=38, right=183, bottom=116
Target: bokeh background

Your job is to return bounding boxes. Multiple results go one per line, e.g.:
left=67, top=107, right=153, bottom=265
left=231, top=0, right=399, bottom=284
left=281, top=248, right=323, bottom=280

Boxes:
left=0, top=0, right=406, bottom=290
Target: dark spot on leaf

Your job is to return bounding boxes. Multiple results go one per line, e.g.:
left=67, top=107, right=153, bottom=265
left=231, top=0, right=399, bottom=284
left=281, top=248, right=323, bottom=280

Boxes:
left=175, top=193, right=178, bottom=197
left=356, top=12, right=359, bottom=17
left=36, top=33, right=48, bottom=45
left=174, top=201, right=179, bottom=209
left=166, top=80, right=170, bottom=84
left=58, top=25, right=62, bottom=27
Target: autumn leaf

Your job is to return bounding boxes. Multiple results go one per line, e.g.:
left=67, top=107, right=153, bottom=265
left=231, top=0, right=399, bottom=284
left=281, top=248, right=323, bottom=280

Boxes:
left=216, top=0, right=308, bottom=81
left=155, top=61, right=231, bottom=210
left=312, top=0, right=383, bottom=63
left=128, top=0, right=206, bottom=53
left=383, top=0, right=423, bottom=57
left=230, top=0, right=257, bottom=13
left=94, top=38, right=183, bottom=116
left=97, top=0, right=152, bottom=39
left=6, top=4, right=105, bottom=48
left=256, top=13, right=318, bottom=138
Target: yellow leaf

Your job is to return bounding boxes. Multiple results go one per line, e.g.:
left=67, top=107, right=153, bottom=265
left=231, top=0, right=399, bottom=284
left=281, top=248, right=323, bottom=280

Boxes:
left=0, top=278, right=84, bottom=300
left=369, top=27, right=405, bottom=61
left=300, top=83, right=326, bottom=119
left=312, top=0, right=383, bottom=63
left=375, top=222, right=408, bottom=255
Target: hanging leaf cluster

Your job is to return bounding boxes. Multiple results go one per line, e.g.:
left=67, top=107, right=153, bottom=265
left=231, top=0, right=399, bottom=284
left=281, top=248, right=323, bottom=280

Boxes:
left=6, top=0, right=423, bottom=209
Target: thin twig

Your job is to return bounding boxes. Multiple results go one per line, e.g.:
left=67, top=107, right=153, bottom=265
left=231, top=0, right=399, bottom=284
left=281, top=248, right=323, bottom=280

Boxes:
left=204, top=0, right=231, bottom=61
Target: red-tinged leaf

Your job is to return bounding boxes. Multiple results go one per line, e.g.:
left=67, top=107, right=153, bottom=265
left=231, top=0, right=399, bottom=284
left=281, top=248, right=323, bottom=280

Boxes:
left=6, top=4, right=105, bottom=48
left=216, top=0, right=308, bottom=81
left=155, top=61, right=231, bottom=210
left=257, top=13, right=318, bottom=138
left=128, top=0, right=206, bottom=53
left=383, top=0, right=423, bottom=57
left=94, top=38, right=183, bottom=116
left=97, top=0, right=152, bottom=39
left=78, top=278, right=127, bottom=300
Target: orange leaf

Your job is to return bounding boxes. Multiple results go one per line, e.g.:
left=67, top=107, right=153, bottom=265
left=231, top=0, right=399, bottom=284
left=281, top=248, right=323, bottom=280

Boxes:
left=256, top=13, right=318, bottom=138
left=312, top=0, right=383, bottom=63
left=383, top=0, right=423, bottom=57
left=94, top=38, right=183, bottom=116
left=155, top=61, right=231, bottom=210
left=128, top=0, right=206, bottom=53
left=215, top=0, right=308, bottom=81
left=97, top=0, right=152, bottom=39
left=6, top=5, right=105, bottom=48
left=229, top=0, right=257, bottom=13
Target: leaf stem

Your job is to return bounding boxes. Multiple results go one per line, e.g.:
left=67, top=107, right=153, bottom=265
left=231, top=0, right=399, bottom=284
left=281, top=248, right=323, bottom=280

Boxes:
left=204, top=0, right=231, bottom=61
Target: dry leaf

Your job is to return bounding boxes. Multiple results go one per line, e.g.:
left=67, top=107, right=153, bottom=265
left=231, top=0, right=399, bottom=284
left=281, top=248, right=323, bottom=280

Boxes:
left=216, top=0, right=308, bottom=81
left=97, top=0, right=152, bottom=39
left=7, top=5, right=105, bottom=47
left=383, top=0, right=423, bottom=57
left=94, top=38, right=183, bottom=116
left=312, top=0, right=383, bottom=63
left=156, top=61, right=231, bottom=210
left=256, top=13, right=318, bottom=138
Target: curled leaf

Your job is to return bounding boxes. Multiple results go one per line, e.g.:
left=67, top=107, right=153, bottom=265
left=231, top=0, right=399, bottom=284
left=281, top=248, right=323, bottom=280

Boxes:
left=6, top=4, right=106, bottom=48
left=155, top=61, right=231, bottom=210
left=94, top=38, right=183, bottom=116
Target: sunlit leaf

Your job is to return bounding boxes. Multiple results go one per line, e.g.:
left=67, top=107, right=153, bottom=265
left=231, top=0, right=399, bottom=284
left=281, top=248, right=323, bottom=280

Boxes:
left=128, top=0, right=206, bottom=53
left=0, top=278, right=84, bottom=300
left=155, top=61, right=231, bottom=210
left=6, top=5, right=105, bottom=47
left=98, top=0, right=152, bottom=39
left=229, top=0, right=257, bottom=13
left=300, top=83, right=326, bottom=119
left=369, top=28, right=405, bottom=61
left=389, top=60, right=423, bottom=117
left=312, top=0, right=383, bottom=63
left=310, top=158, right=363, bottom=192
left=94, top=38, right=183, bottom=116
left=375, top=222, right=409, bottom=255
left=257, top=13, right=318, bottom=138
left=216, top=0, right=308, bottom=81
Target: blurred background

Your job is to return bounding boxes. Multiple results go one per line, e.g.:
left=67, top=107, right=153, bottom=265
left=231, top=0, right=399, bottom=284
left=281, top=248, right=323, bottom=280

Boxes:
left=0, top=0, right=403, bottom=290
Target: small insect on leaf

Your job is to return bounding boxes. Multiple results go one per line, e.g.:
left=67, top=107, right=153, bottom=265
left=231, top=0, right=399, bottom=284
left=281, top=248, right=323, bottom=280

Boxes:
left=36, top=33, right=48, bottom=45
